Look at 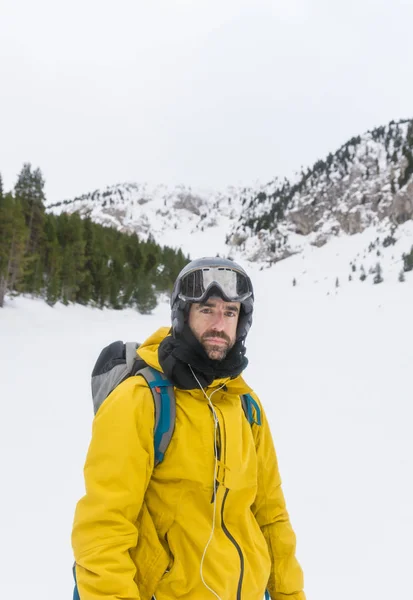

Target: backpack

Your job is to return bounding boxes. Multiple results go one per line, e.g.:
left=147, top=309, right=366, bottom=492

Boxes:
left=91, top=340, right=263, bottom=465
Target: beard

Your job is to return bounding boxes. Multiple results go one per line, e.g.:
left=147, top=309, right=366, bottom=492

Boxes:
left=200, top=330, right=235, bottom=361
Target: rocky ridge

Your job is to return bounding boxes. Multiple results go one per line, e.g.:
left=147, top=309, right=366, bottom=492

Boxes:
left=232, top=119, right=413, bottom=263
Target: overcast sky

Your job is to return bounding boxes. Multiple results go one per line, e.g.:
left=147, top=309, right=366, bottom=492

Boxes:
left=1, top=0, right=412, bottom=203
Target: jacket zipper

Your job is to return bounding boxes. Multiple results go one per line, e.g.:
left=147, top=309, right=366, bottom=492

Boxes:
left=221, top=488, right=244, bottom=599
left=209, top=405, right=222, bottom=503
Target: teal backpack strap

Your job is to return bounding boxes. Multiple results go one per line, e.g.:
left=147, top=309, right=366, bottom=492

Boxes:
left=135, top=366, right=176, bottom=466
left=72, top=563, right=80, bottom=600
left=240, top=393, right=262, bottom=426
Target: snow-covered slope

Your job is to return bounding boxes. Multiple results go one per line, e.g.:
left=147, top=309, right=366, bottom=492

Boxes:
left=1, top=234, right=413, bottom=599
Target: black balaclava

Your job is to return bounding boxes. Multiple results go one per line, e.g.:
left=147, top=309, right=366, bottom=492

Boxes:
left=158, top=313, right=248, bottom=390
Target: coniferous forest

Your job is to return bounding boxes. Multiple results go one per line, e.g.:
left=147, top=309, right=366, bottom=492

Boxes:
left=0, top=164, right=188, bottom=311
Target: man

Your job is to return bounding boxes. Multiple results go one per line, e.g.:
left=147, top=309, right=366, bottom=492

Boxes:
left=72, top=257, right=305, bottom=600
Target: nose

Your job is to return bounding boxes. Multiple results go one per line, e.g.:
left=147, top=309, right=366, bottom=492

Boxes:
left=211, top=310, right=225, bottom=330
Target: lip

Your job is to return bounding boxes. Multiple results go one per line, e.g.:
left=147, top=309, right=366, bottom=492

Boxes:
left=205, top=337, right=228, bottom=345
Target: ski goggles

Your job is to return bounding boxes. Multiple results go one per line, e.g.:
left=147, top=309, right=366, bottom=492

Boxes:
left=179, top=266, right=253, bottom=303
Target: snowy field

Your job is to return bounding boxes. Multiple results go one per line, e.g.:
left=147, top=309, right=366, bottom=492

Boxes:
left=1, top=231, right=413, bottom=600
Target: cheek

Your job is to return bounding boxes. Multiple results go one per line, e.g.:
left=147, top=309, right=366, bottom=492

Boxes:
left=188, top=313, right=206, bottom=338
left=226, top=320, right=238, bottom=342
left=231, top=322, right=238, bottom=340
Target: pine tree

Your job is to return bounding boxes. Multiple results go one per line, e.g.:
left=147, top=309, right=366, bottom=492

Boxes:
left=57, top=213, right=86, bottom=304
left=108, top=256, right=124, bottom=309
left=15, top=163, right=46, bottom=254
left=144, top=248, right=159, bottom=276
left=360, top=265, right=367, bottom=282
left=14, top=164, right=46, bottom=293
left=76, top=217, right=96, bottom=305
left=84, top=222, right=111, bottom=307
left=0, top=193, right=28, bottom=306
left=373, top=262, right=383, bottom=284
left=43, top=214, right=62, bottom=305
left=122, top=232, right=143, bottom=307
left=134, top=277, right=157, bottom=314
left=402, top=247, right=413, bottom=272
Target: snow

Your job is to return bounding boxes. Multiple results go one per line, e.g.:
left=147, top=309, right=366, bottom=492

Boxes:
left=1, top=225, right=413, bottom=599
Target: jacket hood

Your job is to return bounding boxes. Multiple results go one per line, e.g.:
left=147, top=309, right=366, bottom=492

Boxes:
left=137, top=326, right=170, bottom=371
left=137, top=327, right=252, bottom=396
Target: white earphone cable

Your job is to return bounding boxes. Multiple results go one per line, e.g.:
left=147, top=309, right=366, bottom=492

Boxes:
left=189, top=365, right=225, bottom=600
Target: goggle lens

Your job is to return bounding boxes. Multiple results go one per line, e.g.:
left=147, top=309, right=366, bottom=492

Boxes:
left=180, top=267, right=251, bottom=302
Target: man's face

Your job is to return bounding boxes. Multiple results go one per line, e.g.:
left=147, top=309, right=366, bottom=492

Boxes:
left=188, top=297, right=240, bottom=361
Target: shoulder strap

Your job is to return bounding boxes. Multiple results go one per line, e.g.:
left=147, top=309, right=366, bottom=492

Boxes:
left=135, top=366, right=176, bottom=467
left=240, top=393, right=262, bottom=426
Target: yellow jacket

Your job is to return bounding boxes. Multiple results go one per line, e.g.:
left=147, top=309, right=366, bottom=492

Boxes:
left=72, top=328, right=305, bottom=600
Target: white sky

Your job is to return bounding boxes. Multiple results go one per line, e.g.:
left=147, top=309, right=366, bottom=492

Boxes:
left=1, top=0, right=412, bottom=203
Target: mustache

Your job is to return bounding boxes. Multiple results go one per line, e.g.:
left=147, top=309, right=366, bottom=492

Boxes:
left=201, top=330, right=231, bottom=344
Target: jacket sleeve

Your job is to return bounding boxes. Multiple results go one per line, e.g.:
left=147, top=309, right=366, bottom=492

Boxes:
left=71, top=377, right=155, bottom=600
left=251, top=396, right=306, bottom=600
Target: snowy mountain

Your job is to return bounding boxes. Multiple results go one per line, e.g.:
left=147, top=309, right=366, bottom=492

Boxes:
left=47, top=118, right=413, bottom=266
